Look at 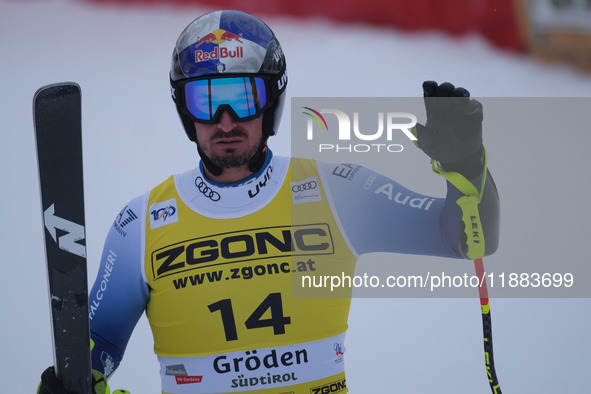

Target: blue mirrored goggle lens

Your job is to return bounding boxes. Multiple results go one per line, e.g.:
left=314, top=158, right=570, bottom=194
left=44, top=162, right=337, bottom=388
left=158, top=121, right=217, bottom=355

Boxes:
left=184, top=77, right=268, bottom=121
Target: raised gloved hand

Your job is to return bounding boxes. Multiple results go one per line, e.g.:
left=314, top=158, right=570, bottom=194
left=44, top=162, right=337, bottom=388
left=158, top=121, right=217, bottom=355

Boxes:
left=37, top=367, right=128, bottom=394
left=415, top=80, right=484, bottom=179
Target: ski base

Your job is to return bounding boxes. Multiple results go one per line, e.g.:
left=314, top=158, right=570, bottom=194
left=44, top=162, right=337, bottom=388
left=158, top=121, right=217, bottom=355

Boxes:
left=34, top=82, right=92, bottom=393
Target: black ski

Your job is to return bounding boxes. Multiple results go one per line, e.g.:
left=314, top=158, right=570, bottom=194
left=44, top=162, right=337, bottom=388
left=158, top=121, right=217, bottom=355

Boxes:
left=34, top=83, right=92, bottom=394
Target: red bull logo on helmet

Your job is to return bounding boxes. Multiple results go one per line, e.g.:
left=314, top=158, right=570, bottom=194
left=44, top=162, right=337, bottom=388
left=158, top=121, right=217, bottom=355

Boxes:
left=194, top=29, right=245, bottom=65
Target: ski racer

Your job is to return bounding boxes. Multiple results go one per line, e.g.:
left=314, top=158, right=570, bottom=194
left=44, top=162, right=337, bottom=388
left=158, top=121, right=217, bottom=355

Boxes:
left=38, top=9, right=499, bottom=394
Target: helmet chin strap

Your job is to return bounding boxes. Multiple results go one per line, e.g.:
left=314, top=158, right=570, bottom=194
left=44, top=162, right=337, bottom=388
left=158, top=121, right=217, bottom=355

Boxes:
left=247, top=138, right=269, bottom=173
left=196, top=135, right=269, bottom=179
left=196, top=144, right=223, bottom=177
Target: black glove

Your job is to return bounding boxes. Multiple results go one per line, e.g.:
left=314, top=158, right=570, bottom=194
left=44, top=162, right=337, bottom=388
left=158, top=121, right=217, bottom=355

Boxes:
left=37, top=366, right=109, bottom=394
left=415, top=81, right=484, bottom=179
left=37, top=367, right=75, bottom=394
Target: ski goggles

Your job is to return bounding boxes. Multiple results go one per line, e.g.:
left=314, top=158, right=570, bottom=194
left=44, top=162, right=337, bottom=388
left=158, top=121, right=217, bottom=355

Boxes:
left=180, top=75, right=271, bottom=124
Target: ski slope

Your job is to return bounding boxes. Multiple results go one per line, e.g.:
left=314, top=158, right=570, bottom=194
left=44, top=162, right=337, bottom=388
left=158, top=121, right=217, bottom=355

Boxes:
left=1, top=0, right=590, bottom=392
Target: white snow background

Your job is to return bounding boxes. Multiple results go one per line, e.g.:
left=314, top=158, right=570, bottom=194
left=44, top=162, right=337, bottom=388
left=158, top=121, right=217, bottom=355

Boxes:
left=1, top=0, right=590, bottom=392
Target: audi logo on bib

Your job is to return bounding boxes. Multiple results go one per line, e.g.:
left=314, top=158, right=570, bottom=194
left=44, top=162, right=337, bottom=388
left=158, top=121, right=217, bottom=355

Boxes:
left=291, top=176, right=322, bottom=205
left=292, top=180, right=317, bottom=192
left=195, top=176, right=221, bottom=201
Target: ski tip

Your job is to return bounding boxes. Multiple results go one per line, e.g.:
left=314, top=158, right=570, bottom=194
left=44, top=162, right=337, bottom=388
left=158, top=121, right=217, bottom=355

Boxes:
left=33, top=82, right=82, bottom=125
left=34, top=82, right=81, bottom=101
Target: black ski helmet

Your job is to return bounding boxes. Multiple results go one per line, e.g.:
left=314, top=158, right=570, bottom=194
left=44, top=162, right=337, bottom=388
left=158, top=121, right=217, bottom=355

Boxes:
left=170, top=10, right=287, bottom=143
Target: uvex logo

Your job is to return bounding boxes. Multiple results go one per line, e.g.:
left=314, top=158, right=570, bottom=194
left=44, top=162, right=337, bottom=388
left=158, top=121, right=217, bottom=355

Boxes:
left=151, top=224, right=334, bottom=279
left=277, top=71, right=287, bottom=90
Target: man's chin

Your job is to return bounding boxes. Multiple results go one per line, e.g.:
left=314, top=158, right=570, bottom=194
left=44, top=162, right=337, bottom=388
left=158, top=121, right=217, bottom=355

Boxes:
left=210, top=153, right=252, bottom=169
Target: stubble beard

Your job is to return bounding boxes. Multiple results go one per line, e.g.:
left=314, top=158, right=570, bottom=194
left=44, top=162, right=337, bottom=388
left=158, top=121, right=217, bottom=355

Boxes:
left=209, top=148, right=255, bottom=168
left=200, top=129, right=261, bottom=169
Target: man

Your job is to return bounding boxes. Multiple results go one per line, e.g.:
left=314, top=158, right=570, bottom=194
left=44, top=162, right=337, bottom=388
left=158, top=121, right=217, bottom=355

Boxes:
left=39, top=9, right=499, bottom=394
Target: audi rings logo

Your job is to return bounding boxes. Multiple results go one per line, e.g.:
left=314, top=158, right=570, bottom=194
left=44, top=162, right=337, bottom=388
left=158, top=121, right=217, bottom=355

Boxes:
left=291, top=176, right=322, bottom=205
left=292, top=180, right=317, bottom=193
left=195, top=176, right=221, bottom=201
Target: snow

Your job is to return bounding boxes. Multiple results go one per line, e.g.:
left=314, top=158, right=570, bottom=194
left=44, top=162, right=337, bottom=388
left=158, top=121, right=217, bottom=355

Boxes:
left=1, top=0, right=590, bottom=392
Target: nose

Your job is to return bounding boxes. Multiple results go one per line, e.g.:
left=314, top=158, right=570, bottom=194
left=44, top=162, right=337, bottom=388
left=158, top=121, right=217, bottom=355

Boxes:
left=217, top=111, right=237, bottom=132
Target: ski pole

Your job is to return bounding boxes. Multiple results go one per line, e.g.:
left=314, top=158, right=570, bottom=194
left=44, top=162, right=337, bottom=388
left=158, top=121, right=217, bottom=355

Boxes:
left=474, top=258, right=502, bottom=394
